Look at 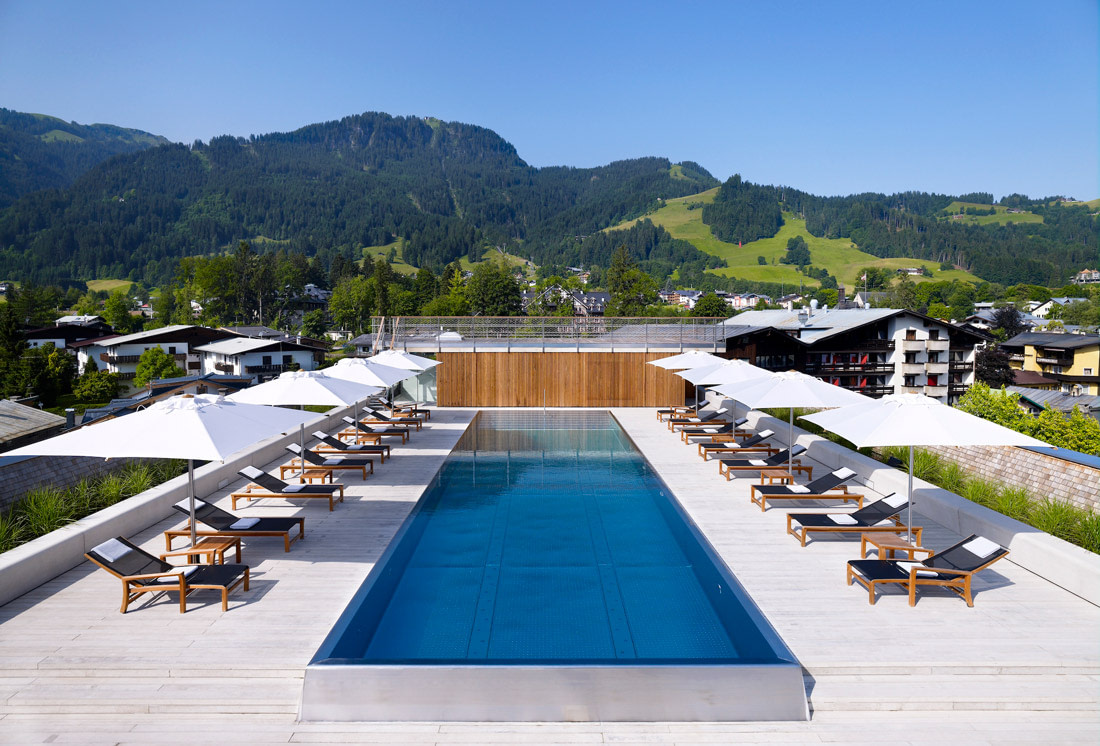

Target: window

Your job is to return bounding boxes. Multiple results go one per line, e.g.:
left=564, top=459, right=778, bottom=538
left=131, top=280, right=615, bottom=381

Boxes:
left=927, top=374, right=938, bottom=386
left=904, top=375, right=917, bottom=387
left=283, top=354, right=292, bottom=365
left=929, top=329, right=939, bottom=340
left=168, top=346, right=176, bottom=355
left=928, top=351, right=940, bottom=363
left=905, top=330, right=917, bottom=341
left=1085, top=368, right=1094, bottom=376
left=262, top=355, right=272, bottom=366
left=904, top=352, right=919, bottom=364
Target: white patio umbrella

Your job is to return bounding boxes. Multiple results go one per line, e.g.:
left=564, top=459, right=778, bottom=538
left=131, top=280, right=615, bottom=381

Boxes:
left=712, top=371, right=869, bottom=473
left=678, top=359, right=775, bottom=415
left=801, top=393, right=1052, bottom=541
left=325, top=357, right=418, bottom=408
left=369, top=349, right=441, bottom=371
left=227, top=371, right=381, bottom=478
left=5, top=394, right=316, bottom=546
left=647, top=350, right=726, bottom=370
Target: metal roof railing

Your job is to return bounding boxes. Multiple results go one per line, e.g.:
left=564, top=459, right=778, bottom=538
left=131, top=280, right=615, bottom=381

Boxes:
left=369, top=316, right=725, bottom=353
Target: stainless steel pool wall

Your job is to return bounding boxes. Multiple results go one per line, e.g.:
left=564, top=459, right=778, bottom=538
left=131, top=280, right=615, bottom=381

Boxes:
left=301, top=412, right=809, bottom=721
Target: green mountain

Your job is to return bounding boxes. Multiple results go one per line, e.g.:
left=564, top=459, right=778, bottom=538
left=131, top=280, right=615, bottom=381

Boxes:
left=0, top=111, right=717, bottom=284
left=0, top=109, right=169, bottom=208
left=698, top=176, right=1099, bottom=287
left=0, top=108, right=1094, bottom=290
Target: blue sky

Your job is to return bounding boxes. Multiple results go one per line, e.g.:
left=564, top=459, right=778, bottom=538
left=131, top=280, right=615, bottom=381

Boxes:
left=1, top=1, right=1096, bottom=199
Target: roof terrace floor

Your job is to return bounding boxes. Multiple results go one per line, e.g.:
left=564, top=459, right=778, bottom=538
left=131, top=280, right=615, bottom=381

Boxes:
left=0, top=407, right=1097, bottom=743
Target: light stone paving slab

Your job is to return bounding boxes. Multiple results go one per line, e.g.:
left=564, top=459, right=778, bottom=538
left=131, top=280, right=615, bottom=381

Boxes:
left=0, top=406, right=1097, bottom=744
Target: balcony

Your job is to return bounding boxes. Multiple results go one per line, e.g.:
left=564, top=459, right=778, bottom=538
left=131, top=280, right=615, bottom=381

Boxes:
left=1007, top=354, right=1025, bottom=362
left=245, top=363, right=293, bottom=375
left=901, top=363, right=924, bottom=376
left=1036, top=356, right=1072, bottom=367
left=214, top=362, right=234, bottom=373
left=187, top=361, right=201, bottom=371
left=847, top=339, right=895, bottom=351
left=925, top=384, right=948, bottom=398
left=949, top=360, right=972, bottom=371
left=100, top=352, right=186, bottom=365
left=925, top=361, right=949, bottom=375
left=926, top=339, right=950, bottom=352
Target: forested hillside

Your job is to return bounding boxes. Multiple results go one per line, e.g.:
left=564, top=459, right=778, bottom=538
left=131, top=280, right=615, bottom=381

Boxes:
left=702, top=175, right=1098, bottom=286
left=0, top=112, right=716, bottom=284
left=0, top=109, right=167, bottom=208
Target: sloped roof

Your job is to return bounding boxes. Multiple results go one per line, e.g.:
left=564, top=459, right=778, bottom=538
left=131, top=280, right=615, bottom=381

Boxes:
left=194, top=337, right=314, bottom=355
left=1003, top=332, right=1100, bottom=350
left=0, top=400, right=66, bottom=444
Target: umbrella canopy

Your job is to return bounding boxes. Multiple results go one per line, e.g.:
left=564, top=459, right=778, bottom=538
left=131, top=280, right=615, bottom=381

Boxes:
left=325, top=358, right=418, bottom=388
left=679, top=359, right=774, bottom=387
left=369, top=349, right=441, bottom=371
left=647, top=350, right=726, bottom=370
left=712, top=370, right=869, bottom=472
left=6, top=394, right=316, bottom=546
left=801, top=393, right=1052, bottom=540
left=227, top=370, right=382, bottom=479
left=227, top=369, right=383, bottom=407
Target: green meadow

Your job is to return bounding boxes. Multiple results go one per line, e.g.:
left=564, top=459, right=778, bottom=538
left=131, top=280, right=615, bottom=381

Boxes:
left=942, top=201, right=1044, bottom=226
left=609, top=190, right=981, bottom=287
left=86, top=279, right=133, bottom=293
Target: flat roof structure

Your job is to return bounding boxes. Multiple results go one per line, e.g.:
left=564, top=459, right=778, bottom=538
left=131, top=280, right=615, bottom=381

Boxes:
left=0, top=407, right=1096, bottom=741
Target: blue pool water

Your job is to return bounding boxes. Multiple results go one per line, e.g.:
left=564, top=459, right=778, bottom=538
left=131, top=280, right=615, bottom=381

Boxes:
left=314, top=411, right=794, bottom=666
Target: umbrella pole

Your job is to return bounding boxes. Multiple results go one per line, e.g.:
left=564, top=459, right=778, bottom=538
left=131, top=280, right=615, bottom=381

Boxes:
left=907, top=445, right=914, bottom=543
left=300, top=423, right=306, bottom=482
left=788, top=408, right=794, bottom=474
left=188, top=459, right=197, bottom=547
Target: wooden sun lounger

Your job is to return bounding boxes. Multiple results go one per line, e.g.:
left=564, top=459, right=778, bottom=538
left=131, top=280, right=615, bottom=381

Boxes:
left=282, top=444, right=373, bottom=481
left=847, top=534, right=1009, bottom=606
left=231, top=466, right=345, bottom=511
left=785, top=493, right=916, bottom=546
left=168, top=499, right=305, bottom=552
left=717, top=446, right=811, bottom=480
left=680, top=417, right=750, bottom=443
left=311, top=431, right=390, bottom=463
left=86, top=536, right=249, bottom=614
left=340, top=416, right=409, bottom=444
left=666, top=408, right=731, bottom=432
left=364, top=408, right=423, bottom=430
left=749, top=468, right=863, bottom=511
left=657, top=405, right=695, bottom=421
left=701, top=429, right=776, bottom=460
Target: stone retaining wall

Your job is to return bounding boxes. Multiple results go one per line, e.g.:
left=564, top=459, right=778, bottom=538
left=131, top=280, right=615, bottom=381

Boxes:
left=923, top=445, right=1100, bottom=513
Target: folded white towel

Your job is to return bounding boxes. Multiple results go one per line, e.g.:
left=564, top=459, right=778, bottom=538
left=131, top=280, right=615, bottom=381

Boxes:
left=155, top=565, right=199, bottom=583
left=283, top=484, right=307, bottom=493
left=93, top=538, right=132, bottom=563
left=834, top=467, right=856, bottom=480
left=174, top=498, right=206, bottom=511
left=827, top=513, right=858, bottom=525
left=748, top=459, right=767, bottom=466
left=787, top=485, right=810, bottom=494
left=883, top=493, right=906, bottom=508
left=896, top=560, right=938, bottom=578
left=962, top=536, right=1002, bottom=559
left=229, top=518, right=260, bottom=530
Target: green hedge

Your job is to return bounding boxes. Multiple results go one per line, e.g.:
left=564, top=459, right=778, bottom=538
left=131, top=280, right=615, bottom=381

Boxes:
left=0, top=460, right=186, bottom=553
left=882, top=445, right=1099, bottom=554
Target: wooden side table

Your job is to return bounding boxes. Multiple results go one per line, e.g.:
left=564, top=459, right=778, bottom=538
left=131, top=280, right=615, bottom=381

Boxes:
left=759, top=468, right=795, bottom=485
left=159, top=536, right=242, bottom=564
left=278, top=464, right=335, bottom=483
left=860, top=531, right=927, bottom=560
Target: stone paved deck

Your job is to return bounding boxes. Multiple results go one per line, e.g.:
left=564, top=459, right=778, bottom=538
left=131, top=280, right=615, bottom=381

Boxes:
left=1, top=406, right=1097, bottom=744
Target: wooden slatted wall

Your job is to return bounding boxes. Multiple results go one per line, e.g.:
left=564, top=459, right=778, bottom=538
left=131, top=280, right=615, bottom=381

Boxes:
left=436, top=352, right=691, bottom=407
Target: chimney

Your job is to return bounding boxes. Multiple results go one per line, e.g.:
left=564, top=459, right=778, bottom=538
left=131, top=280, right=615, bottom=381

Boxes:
left=64, top=408, right=76, bottom=429
left=837, top=285, right=846, bottom=307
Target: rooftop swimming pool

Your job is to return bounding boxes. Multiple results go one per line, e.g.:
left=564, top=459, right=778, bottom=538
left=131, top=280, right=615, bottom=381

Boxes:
left=302, top=411, right=807, bottom=721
